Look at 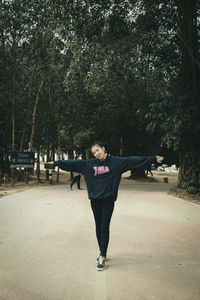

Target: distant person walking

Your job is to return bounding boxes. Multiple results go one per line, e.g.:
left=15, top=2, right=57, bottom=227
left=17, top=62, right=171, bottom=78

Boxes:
left=70, top=172, right=83, bottom=190
left=48, top=142, right=164, bottom=271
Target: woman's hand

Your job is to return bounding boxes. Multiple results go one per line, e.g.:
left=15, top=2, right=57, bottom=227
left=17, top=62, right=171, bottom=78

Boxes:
left=156, top=156, right=164, bottom=163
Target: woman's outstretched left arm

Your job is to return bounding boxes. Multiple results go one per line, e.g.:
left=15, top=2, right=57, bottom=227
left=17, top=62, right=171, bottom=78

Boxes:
left=119, top=155, right=164, bottom=173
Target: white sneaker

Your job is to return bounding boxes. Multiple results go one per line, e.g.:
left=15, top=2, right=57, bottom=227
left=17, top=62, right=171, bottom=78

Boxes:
left=97, top=257, right=105, bottom=271
left=96, top=254, right=107, bottom=264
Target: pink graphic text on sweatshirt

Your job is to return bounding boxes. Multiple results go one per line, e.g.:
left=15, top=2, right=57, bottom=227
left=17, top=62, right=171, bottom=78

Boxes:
left=94, top=166, right=110, bottom=176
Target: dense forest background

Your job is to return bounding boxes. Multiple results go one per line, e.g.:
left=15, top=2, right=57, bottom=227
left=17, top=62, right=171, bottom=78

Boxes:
left=0, top=0, right=199, bottom=192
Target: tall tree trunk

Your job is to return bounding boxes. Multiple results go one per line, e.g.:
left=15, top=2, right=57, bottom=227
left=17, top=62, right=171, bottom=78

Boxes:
left=36, top=131, right=41, bottom=183
left=176, top=0, right=200, bottom=191
left=46, top=146, right=50, bottom=181
left=56, top=153, right=60, bottom=183
left=20, top=64, right=37, bottom=152
left=177, top=0, right=199, bottom=90
left=18, top=65, right=37, bottom=182
left=29, top=69, right=46, bottom=151
left=11, top=63, right=17, bottom=151
left=11, top=63, right=18, bottom=185
left=26, top=69, right=46, bottom=184
left=130, top=167, right=146, bottom=179
left=68, top=135, right=74, bottom=180
left=178, top=150, right=200, bottom=192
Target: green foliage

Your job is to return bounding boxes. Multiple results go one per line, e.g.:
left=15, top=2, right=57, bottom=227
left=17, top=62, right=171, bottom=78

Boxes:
left=0, top=0, right=199, bottom=190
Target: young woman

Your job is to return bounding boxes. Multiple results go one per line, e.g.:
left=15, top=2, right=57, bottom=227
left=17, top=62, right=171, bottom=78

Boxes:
left=49, top=142, right=164, bottom=271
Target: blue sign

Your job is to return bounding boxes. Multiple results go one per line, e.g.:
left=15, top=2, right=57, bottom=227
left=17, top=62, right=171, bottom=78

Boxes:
left=10, top=152, right=35, bottom=168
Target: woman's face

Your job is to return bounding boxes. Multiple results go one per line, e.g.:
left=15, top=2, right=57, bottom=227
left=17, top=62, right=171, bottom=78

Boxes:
left=91, top=145, right=106, bottom=161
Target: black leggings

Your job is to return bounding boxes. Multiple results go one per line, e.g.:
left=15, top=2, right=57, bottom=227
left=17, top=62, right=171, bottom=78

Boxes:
left=90, top=200, right=115, bottom=257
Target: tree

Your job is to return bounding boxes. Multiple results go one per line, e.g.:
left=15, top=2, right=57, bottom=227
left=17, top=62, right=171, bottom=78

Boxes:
left=1, top=0, right=199, bottom=192
left=141, top=0, right=200, bottom=191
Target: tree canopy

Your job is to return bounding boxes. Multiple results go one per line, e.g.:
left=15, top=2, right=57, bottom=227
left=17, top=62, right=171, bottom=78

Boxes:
left=0, top=0, right=199, bottom=191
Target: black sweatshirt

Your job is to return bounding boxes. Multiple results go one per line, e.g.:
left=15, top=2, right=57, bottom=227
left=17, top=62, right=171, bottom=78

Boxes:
left=54, top=155, right=157, bottom=201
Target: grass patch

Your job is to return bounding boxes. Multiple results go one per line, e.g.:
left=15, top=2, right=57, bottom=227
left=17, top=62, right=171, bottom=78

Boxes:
left=169, top=186, right=200, bottom=205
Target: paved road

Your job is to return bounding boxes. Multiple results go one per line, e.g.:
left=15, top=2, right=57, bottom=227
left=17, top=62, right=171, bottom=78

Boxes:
left=0, top=183, right=200, bottom=300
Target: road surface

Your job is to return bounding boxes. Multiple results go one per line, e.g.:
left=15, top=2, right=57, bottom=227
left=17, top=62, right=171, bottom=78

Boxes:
left=0, top=182, right=200, bottom=300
